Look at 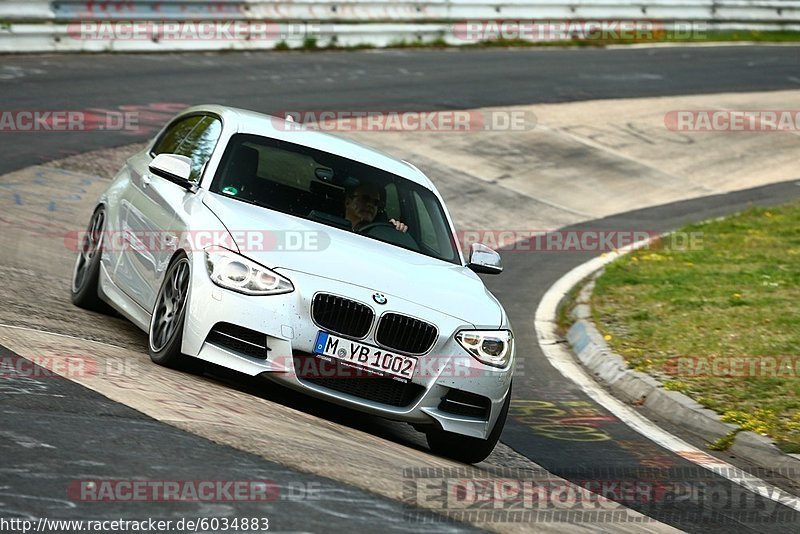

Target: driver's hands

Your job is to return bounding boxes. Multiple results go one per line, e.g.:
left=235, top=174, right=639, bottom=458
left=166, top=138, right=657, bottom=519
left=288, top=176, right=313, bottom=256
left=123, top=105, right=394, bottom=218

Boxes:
left=389, top=219, right=408, bottom=233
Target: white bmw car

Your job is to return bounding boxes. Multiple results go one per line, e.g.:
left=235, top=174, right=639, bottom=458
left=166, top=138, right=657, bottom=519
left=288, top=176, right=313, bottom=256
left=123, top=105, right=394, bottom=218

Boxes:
left=71, top=105, right=514, bottom=463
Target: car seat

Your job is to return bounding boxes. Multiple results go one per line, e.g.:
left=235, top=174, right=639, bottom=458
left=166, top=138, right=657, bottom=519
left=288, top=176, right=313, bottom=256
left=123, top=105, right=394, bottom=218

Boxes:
left=223, top=145, right=262, bottom=200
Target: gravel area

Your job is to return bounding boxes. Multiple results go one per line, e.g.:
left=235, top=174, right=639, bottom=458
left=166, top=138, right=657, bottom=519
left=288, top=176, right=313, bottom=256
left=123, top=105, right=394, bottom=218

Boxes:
left=44, top=142, right=147, bottom=177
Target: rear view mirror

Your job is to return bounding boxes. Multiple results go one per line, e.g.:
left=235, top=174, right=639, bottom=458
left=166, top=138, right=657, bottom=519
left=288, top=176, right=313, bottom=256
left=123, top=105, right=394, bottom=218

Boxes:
left=467, top=243, right=503, bottom=275
left=149, top=154, right=195, bottom=191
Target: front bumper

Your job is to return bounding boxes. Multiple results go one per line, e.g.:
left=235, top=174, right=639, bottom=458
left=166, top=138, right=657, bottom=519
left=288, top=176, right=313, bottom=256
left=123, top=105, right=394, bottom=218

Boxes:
left=182, top=255, right=513, bottom=439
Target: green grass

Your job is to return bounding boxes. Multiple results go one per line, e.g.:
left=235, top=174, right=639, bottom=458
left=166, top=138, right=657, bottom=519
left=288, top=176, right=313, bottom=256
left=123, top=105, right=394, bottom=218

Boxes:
left=669, top=29, right=800, bottom=43
left=29, top=27, right=798, bottom=56
left=557, top=278, right=585, bottom=335
left=460, top=30, right=800, bottom=48
left=592, top=202, right=800, bottom=452
left=267, top=29, right=800, bottom=53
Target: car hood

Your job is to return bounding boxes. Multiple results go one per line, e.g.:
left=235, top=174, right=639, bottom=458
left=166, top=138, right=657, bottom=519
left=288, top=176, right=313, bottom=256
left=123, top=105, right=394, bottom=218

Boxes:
left=202, top=193, right=503, bottom=327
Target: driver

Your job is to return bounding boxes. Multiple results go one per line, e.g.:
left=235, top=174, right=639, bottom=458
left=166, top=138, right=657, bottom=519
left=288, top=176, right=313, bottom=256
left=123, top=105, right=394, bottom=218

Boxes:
left=344, top=183, right=407, bottom=233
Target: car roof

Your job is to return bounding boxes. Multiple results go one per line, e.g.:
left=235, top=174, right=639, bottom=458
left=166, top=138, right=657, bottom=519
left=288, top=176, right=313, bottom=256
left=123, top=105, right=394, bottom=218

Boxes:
left=185, top=104, right=435, bottom=189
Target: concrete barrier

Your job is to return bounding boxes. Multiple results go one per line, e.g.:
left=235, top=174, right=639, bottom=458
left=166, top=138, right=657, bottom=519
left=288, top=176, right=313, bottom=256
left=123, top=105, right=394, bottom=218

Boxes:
left=0, top=1, right=798, bottom=53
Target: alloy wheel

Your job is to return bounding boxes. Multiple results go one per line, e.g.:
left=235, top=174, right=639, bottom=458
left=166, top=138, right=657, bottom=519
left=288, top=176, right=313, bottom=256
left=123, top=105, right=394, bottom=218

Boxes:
left=150, top=258, right=190, bottom=353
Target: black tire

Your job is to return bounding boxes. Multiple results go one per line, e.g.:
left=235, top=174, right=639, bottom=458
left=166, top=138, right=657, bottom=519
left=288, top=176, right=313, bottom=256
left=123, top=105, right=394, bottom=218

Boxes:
left=71, top=207, right=113, bottom=313
left=426, top=386, right=511, bottom=464
left=148, top=252, right=195, bottom=370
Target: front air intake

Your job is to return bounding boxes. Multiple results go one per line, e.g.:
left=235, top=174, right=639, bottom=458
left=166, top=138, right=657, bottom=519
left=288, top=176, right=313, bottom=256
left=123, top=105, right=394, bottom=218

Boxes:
left=206, top=323, right=269, bottom=360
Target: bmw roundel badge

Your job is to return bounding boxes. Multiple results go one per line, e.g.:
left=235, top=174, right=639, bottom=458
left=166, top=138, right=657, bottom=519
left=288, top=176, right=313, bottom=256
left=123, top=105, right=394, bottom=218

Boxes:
left=372, top=293, right=387, bottom=305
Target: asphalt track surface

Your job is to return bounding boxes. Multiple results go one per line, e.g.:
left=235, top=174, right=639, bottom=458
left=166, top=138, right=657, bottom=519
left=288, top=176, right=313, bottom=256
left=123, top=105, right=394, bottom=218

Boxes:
left=1, top=45, right=799, bottom=175
left=0, top=345, right=470, bottom=533
left=1, top=46, right=800, bottom=532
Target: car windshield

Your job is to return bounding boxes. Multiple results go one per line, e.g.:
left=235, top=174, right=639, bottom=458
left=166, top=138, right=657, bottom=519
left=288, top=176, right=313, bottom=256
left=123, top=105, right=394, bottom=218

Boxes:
left=210, top=134, right=460, bottom=264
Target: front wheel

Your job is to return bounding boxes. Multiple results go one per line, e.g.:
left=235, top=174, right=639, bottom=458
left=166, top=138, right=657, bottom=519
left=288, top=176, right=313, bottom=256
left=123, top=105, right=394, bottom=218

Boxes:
left=426, top=386, right=511, bottom=464
left=148, top=253, right=194, bottom=370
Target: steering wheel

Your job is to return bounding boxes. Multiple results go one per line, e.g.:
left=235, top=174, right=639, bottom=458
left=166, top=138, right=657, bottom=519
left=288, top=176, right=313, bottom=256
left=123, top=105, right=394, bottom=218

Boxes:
left=356, top=221, right=397, bottom=234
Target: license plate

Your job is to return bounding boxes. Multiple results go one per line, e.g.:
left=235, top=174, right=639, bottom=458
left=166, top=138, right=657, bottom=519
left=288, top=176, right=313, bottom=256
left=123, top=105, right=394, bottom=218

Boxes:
left=313, top=331, right=417, bottom=381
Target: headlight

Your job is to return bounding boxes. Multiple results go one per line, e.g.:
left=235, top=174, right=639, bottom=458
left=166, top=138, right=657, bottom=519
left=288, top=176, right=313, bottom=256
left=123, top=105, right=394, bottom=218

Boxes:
left=456, top=330, right=513, bottom=368
left=204, top=247, right=293, bottom=296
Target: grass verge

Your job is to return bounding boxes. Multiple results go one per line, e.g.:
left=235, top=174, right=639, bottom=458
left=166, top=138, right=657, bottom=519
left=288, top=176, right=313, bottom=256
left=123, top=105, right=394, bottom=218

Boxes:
left=591, top=201, right=800, bottom=452
left=461, top=30, right=800, bottom=48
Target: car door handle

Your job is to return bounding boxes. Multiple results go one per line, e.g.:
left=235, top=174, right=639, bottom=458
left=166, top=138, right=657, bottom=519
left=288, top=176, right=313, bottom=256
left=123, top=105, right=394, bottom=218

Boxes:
left=141, top=175, right=152, bottom=188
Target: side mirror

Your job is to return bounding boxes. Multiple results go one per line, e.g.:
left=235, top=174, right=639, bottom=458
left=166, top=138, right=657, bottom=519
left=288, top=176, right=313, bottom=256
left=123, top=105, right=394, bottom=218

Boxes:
left=467, top=243, right=503, bottom=275
left=149, top=154, right=195, bottom=191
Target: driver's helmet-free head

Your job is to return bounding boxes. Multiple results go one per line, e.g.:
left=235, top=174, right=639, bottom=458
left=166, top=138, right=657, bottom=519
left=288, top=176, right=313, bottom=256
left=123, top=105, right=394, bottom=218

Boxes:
left=344, top=182, right=387, bottom=228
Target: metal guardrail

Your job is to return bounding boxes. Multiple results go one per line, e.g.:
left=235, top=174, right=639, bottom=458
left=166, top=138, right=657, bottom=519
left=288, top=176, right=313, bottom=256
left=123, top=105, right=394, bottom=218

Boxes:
left=241, top=1, right=800, bottom=23
left=1, top=1, right=799, bottom=53
left=51, top=1, right=246, bottom=21
left=0, top=1, right=798, bottom=22
left=0, top=1, right=55, bottom=20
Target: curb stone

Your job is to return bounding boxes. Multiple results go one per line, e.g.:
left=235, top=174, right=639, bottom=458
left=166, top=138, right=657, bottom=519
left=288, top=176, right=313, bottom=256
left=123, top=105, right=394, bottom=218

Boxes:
left=563, top=272, right=800, bottom=477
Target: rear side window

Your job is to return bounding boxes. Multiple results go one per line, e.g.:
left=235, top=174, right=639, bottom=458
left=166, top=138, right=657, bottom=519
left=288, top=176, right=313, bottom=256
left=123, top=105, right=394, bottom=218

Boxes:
left=152, top=115, right=222, bottom=182
left=152, top=116, right=204, bottom=156
left=174, top=117, right=222, bottom=182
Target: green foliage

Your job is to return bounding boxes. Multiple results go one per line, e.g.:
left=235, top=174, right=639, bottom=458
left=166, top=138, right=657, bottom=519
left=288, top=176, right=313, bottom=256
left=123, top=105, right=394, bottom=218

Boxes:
left=302, top=36, right=318, bottom=50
